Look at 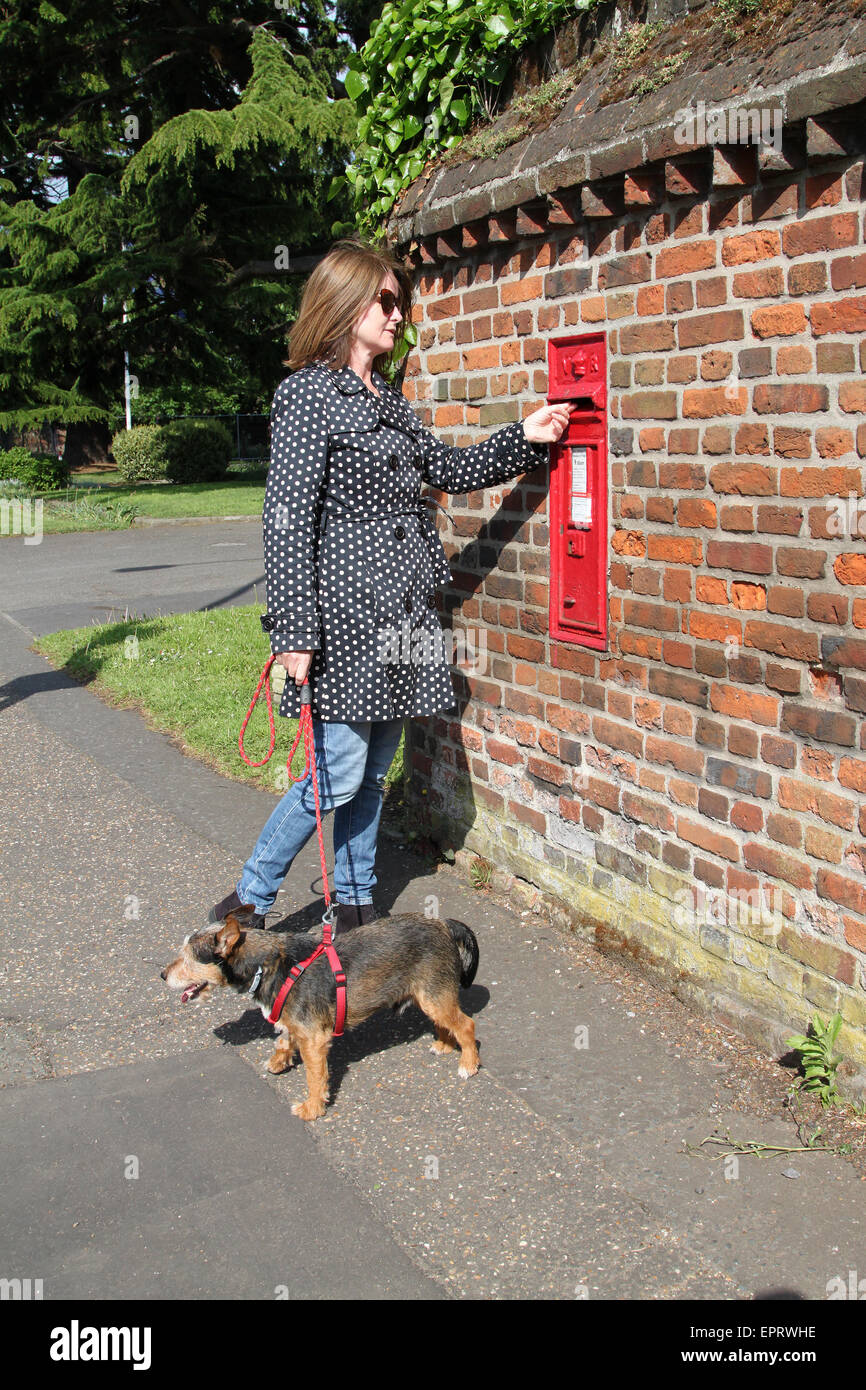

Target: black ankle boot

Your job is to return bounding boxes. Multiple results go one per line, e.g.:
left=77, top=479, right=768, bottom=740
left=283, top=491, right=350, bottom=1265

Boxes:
left=333, top=901, right=378, bottom=935
left=208, top=889, right=265, bottom=930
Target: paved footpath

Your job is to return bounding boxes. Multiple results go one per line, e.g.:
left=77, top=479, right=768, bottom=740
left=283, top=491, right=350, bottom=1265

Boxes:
left=1, top=523, right=865, bottom=1302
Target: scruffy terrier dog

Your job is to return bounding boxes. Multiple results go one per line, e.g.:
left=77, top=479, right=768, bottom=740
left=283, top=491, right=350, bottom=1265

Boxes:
left=161, top=912, right=480, bottom=1120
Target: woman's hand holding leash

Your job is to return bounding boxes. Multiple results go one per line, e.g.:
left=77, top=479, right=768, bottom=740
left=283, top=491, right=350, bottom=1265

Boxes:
left=274, top=650, right=314, bottom=685
left=521, top=401, right=578, bottom=444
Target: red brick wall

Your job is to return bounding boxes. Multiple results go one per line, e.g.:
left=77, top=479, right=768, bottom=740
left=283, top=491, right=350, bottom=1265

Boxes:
left=401, top=150, right=866, bottom=1076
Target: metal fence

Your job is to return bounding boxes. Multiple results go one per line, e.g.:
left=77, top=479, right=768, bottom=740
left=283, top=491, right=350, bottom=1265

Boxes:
left=150, top=414, right=270, bottom=462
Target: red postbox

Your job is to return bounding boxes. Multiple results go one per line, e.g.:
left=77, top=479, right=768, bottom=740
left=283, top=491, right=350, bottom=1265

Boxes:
left=547, top=331, right=608, bottom=651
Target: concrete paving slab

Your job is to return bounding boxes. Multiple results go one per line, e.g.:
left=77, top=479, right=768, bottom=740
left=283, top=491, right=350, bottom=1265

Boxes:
left=0, top=1048, right=442, bottom=1300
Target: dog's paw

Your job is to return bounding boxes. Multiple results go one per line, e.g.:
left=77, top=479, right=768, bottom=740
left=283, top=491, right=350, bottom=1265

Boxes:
left=458, top=1060, right=480, bottom=1078
left=430, top=1039, right=455, bottom=1055
left=291, top=1097, right=326, bottom=1121
left=265, top=1051, right=295, bottom=1074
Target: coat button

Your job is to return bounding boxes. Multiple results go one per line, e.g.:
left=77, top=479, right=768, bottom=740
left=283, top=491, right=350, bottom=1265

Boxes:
left=388, top=453, right=398, bottom=470
left=404, top=595, right=413, bottom=613
left=426, top=594, right=436, bottom=608
left=393, top=525, right=405, bottom=540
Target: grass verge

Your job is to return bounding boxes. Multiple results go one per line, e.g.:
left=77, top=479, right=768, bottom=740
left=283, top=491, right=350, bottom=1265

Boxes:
left=34, top=605, right=406, bottom=799
left=67, top=475, right=267, bottom=518
left=1, top=475, right=267, bottom=537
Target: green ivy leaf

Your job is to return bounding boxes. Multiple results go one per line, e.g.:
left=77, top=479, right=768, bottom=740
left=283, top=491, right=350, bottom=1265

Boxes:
left=344, top=67, right=368, bottom=102
left=349, top=0, right=591, bottom=229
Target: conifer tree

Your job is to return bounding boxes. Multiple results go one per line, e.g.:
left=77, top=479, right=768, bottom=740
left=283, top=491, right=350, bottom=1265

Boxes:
left=0, top=1, right=366, bottom=463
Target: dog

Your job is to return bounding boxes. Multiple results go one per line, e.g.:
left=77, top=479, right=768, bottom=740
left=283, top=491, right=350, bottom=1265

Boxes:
left=161, top=912, right=480, bottom=1120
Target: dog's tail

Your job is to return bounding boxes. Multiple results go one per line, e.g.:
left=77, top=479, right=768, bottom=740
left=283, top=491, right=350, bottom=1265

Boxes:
left=444, top=919, right=479, bottom=989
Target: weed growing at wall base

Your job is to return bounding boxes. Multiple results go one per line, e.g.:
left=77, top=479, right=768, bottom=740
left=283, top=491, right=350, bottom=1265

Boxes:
left=787, top=1012, right=844, bottom=1107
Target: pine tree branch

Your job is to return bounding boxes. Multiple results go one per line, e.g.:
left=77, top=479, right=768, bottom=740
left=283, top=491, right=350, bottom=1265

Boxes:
left=224, top=252, right=324, bottom=290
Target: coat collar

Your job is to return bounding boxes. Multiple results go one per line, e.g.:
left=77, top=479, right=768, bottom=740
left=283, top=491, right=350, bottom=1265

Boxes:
left=322, top=362, right=387, bottom=397
left=311, top=359, right=421, bottom=437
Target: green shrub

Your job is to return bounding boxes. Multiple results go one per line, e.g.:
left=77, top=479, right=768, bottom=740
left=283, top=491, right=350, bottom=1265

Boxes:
left=111, top=426, right=169, bottom=483
left=26, top=453, right=71, bottom=491
left=0, top=447, right=70, bottom=492
left=0, top=447, right=33, bottom=485
left=160, top=419, right=233, bottom=484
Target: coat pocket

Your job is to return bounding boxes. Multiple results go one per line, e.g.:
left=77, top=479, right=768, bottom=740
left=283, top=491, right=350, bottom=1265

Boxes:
left=417, top=507, right=452, bottom=586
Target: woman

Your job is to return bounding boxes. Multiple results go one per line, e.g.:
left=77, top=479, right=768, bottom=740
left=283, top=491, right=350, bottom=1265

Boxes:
left=210, top=236, right=575, bottom=937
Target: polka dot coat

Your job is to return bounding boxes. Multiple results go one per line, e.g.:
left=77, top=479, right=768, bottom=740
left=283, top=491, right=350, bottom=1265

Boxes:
left=260, top=360, right=549, bottom=722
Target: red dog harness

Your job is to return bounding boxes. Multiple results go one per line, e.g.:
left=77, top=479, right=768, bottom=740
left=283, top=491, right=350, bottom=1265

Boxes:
left=239, top=657, right=347, bottom=1036
left=266, top=932, right=347, bottom=1032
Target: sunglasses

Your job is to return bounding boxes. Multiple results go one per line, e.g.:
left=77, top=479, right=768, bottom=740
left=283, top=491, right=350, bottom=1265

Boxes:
left=375, top=288, right=402, bottom=318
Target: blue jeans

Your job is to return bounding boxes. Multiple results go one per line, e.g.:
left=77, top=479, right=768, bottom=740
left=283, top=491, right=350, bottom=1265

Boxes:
left=236, top=715, right=406, bottom=915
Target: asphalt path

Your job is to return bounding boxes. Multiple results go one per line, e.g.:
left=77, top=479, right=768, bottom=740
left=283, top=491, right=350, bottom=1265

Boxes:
left=0, top=516, right=264, bottom=638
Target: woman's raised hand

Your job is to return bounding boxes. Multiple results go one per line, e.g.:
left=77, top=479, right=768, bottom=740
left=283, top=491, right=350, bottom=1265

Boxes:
left=274, top=650, right=314, bottom=686
left=521, top=401, right=579, bottom=444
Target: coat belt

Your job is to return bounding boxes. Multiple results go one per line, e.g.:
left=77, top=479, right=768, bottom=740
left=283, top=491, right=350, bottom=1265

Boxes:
left=318, top=496, right=447, bottom=536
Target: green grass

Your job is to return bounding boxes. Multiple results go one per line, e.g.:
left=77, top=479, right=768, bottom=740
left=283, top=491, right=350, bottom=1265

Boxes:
left=1, top=474, right=267, bottom=537
left=66, top=476, right=267, bottom=518
left=70, top=470, right=126, bottom=486
left=34, top=605, right=406, bottom=797
left=0, top=493, right=140, bottom=535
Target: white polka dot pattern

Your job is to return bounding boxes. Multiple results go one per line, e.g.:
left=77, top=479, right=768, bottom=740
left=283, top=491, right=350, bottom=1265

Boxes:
left=261, top=360, right=549, bottom=721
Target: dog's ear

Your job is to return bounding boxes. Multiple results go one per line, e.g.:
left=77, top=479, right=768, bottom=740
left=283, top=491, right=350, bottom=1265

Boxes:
left=214, top=913, right=245, bottom=959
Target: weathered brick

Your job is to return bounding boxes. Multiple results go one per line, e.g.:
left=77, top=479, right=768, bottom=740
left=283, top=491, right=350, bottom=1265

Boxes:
left=743, top=621, right=819, bottom=661
left=780, top=704, right=857, bottom=746
left=620, top=392, right=678, bottom=420
left=656, top=241, right=718, bottom=278
left=620, top=321, right=677, bottom=353
left=751, top=304, right=808, bottom=338
left=710, top=683, right=779, bottom=726
left=678, top=310, right=745, bottom=349
left=810, top=295, right=866, bottom=336
left=754, top=384, right=829, bottom=414
left=721, top=230, right=780, bottom=265
left=543, top=266, right=593, bottom=300
left=782, top=213, right=858, bottom=257
left=603, top=253, right=652, bottom=288
left=683, top=386, right=748, bottom=417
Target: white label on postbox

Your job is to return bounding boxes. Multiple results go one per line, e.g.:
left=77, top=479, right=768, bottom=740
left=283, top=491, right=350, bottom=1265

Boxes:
left=570, top=447, right=591, bottom=528
left=571, top=447, right=588, bottom=493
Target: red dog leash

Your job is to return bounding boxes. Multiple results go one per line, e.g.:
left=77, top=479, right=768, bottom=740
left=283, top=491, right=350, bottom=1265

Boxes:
left=238, top=655, right=347, bottom=1036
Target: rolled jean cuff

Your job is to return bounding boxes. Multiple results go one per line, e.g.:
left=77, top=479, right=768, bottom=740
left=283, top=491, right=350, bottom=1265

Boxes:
left=234, top=878, right=271, bottom=916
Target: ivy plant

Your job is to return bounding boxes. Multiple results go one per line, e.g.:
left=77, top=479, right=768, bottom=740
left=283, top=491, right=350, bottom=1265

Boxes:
left=333, top=0, right=603, bottom=237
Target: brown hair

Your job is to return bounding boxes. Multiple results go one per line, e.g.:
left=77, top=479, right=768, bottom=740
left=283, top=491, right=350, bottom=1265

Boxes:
left=282, top=236, right=414, bottom=373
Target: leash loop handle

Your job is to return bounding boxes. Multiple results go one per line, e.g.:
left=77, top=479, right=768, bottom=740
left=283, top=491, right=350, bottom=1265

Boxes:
left=238, top=654, right=277, bottom=767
